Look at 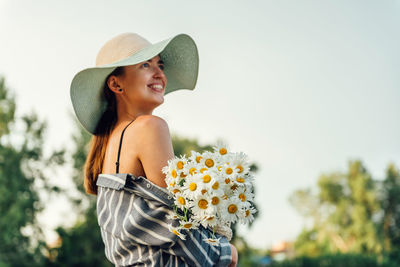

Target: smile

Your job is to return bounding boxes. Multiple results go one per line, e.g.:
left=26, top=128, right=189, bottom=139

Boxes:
left=148, top=84, right=164, bottom=93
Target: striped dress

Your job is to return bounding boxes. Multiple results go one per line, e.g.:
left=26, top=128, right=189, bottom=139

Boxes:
left=96, top=173, right=232, bottom=267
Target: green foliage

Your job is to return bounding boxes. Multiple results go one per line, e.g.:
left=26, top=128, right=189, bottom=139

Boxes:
left=47, top=204, right=112, bottom=267
left=46, top=119, right=106, bottom=266
left=171, top=134, right=213, bottom=157
left=0, top=76, right=65, bottom=266
left=267, top=253, right=396, bottom=267
left=289, top=160, right=382, bottom=255
left=379, top=163, right=400, bottom=253
left=289, top=160, right=400, bottom=264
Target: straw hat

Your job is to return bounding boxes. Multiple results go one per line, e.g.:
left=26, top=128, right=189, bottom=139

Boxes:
left=70, top=33, right=199, bottom=134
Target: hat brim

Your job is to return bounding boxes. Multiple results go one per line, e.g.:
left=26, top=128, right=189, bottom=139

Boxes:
left=70, top=33, right=199, bottom=134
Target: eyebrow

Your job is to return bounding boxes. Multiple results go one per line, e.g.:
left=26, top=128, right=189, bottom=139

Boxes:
left=147, top=59, right=164, bottom=64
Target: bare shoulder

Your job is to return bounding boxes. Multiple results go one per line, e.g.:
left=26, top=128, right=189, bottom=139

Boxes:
left=134, top=115, right=170, bottom=133
left=129, top=114, right=174, bottom=188
left=131, top=115, right=171, bottom=144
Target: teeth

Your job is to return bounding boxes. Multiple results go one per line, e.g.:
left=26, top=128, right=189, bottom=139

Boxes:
left=149, top=84, right=163, bottom=90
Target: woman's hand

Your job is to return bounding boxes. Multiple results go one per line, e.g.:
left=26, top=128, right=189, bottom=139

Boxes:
left=228, top=244, right=238, bottom=267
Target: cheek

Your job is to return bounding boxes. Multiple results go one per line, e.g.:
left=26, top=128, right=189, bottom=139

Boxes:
left=126, top=74, right=148, bottom=91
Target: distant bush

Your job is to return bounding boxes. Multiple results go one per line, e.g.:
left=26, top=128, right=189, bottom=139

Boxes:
left=267, top=253, right=399, bottom=267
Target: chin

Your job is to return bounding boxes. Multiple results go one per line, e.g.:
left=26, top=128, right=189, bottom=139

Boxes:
left=151, top=96, right=164, bottom=107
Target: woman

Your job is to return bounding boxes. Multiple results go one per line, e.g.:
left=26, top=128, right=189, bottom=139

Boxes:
left=70, top=32, right=238, bottom=266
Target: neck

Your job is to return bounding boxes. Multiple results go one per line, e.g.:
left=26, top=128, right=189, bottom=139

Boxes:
left=115, top=100, right=155, bottom=126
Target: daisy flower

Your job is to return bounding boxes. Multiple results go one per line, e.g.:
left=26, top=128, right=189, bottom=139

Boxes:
left=188, top=150, right=204, bottom=165
left=212, top=139, right=230, bottom=157
left=165, top=210, right=179, bottom=220
left=236, top=187, right=255, bottom=203
left=179, top=218, right=199, bottom=230
left=162, top=144, right=257, bottom=240
left=220, top=161, right=239, bottom=178
left=220, top=198, right=242, bottom=224
left=197, top=151, right=219, bottom=171
left=199, top=214, right=219, bottom=228
left=168, top=224, right=186, bottom=240
left=174, top=193, right=191, bottom=210
left=191, top=196, right=217, bottom=219
left=181, top=174, right=203, bottom=200
left=163, top=155, right=188, bottom=177
left=230, top=151, right=251, bottom=175
left=203, top=237, right=221, bottom=246
left=238, top=206, right=257, bottom=224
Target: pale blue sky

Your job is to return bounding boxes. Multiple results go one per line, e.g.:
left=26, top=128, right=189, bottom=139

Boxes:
left=0, top=0, right=399, bottom=248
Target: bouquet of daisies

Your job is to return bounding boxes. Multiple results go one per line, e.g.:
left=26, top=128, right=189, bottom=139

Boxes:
left=162, top=141, right=256, bottom=245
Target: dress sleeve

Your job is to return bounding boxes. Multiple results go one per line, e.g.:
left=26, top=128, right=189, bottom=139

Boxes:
left=123, top=196, right=232, bottom=267
left=168, top=227, right=233, bottom=267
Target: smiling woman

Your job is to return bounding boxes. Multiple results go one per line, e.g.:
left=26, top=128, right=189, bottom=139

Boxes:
left=106, top=55, right=167, bottom=117
left=69, top=32, right=237, bottom=266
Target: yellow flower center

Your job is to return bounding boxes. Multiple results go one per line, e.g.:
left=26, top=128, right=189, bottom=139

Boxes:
left=205, top=159, right=214, bottom=167
left=177, top=161, right=184, bottom=169
left=189, top=167, right=197, bottom=175
left=225, top=178, right=231, bottom=184
left=219, top=148, right=227, bottom=155
left=245, top=210, right=250, bottom=217
left=183, top=223, right=193, bottom=229
left=231, top=184, right=238, bottom=190
left=172, top=170, right=177, bottom=178
left=222, top=194, right=228, bottom=200
left=217, top=166, right=222, bottom=171
left=212, top=182, right=219, bottom=190
left=178, top=197, right=186, bottom=205
left=169, top=182, right=175, bottom=187
left=226, top=168, right=233, bottom=175
left=200, top=167, right=208, bottom=173
left=173, top=189, right=180, bottom=194
left=228, top=204, right=238, bottom=214
left=236, top=165, right=243, bottom=173
left=207, top=216, right=214, bottom=221
left=236, top=177, right=245, bottom=183
left=203, top=174, right=211, bottom=183
left=180, top=172, right=187, bottom=178
left=198, top=199, right=208, bottom=209
left=201, top=189, right=207, bottom=195
left=196, top=156, right=203, bottom=163
left=211, top=197, right=220, bottom=205
left=239, top=193, right=246, bottom=202
left=189, top=183, right=197, bottom=191
left=172, top=230, right=180, bottom=236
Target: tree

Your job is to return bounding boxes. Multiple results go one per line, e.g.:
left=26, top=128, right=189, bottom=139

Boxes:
left=289, top=160, right=382, bottom=256
left=379, top=163, right=400, bottom=262
left=0, top=76, right=65, bottom=266
left=46, top=119, right=110, bottom=267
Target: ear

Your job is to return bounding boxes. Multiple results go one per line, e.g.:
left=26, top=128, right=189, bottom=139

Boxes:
left=107, top=75, right=123, bottom=94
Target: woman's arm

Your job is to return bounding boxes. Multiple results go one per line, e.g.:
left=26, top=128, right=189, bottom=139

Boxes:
left=229, top=244, right=238, bottom=267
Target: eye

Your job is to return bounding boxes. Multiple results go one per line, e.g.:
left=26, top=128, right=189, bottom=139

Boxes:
left=159, top=64, right=165, bottom=70
left=141, top=62, right=150, bottom=68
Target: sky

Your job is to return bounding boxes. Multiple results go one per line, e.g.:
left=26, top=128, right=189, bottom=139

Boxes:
left=0, top=0, right=399, bottom=249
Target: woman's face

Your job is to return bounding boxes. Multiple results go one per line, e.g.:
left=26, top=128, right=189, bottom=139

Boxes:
left=116, top=54, right=167, bottom=111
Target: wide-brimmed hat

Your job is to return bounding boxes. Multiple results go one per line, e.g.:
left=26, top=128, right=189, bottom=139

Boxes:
left=70, top=32, right=199, bottom=134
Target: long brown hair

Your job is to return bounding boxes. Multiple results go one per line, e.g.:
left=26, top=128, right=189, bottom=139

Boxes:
left=84, top=67, right=124, bottom=195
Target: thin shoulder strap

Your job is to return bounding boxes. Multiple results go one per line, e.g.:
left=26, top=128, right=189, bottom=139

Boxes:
left=116, top=119, right=135, bottom=173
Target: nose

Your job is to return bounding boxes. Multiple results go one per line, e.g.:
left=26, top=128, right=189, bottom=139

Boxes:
left=153, top=65, right=167, bottom=83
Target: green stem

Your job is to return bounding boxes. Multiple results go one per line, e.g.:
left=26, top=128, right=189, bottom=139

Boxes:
left=184, top=208, right=188, bottom=221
